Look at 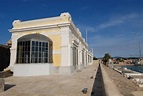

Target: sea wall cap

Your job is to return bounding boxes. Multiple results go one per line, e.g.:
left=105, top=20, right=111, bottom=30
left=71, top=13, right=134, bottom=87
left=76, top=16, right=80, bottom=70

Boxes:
left=60, top=12, right=72, bottom=21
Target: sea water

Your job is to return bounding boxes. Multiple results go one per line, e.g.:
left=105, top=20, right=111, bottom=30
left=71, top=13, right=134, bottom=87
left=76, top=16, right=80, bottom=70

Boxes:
left=124, top=66, right=143, bottom=73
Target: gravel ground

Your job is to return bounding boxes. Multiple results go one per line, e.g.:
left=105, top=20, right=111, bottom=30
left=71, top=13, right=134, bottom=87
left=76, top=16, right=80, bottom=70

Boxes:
left=103, top=64, right=143, bottom=96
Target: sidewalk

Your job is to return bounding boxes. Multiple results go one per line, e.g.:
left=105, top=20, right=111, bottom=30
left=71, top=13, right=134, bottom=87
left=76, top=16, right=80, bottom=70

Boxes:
left=0, top=62, right=99, bottom=96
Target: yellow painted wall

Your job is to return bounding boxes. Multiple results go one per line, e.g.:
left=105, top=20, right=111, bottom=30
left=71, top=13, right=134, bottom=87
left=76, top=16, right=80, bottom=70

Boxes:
left=12, top=15, right=67, bottom=67
left=48, top=35, right=61, bottom=50
left=17, top=28, right=60, bottom=35
left=53, top=54, right=61, bottom=66
left=16, top=28, right=62, bottom=67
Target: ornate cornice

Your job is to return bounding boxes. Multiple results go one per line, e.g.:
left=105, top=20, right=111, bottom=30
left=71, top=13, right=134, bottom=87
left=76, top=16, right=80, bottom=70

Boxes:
left=9, top=23, right=70, bottom=33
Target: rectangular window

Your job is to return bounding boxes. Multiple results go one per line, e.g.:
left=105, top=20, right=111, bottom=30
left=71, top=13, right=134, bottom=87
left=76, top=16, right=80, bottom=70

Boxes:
left=16, top=41, right=30, bottom=63
left=73, top=45, right=78, bottom=69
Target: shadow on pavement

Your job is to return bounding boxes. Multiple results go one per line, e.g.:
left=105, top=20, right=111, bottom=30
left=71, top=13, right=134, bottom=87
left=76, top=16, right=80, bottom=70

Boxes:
left=91, top=64, right=105, bottom=96
left=5, top=84, right=16, bottom=91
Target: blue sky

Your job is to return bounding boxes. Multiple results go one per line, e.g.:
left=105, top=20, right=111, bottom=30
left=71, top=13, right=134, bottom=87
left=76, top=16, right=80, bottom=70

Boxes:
left=0, top=0, right=143, bottom=57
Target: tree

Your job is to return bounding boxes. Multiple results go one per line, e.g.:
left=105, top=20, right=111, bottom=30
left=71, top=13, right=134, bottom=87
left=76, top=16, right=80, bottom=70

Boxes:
left=93, top=56, right=98, bottom=60
left=102, top=53, right=111, bottom=66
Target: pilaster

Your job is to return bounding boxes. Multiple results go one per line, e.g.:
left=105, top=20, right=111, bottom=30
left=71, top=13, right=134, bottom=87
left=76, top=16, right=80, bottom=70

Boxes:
left=59, top=27, right=74, bottom=74
left=9, top=33, right=18, bottom=71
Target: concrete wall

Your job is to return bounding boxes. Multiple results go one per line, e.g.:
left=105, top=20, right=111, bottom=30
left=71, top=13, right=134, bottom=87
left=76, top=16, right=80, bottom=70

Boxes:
left=13, top=63, right=53, bottom=76
left=100, top=64, right=122, bottom=96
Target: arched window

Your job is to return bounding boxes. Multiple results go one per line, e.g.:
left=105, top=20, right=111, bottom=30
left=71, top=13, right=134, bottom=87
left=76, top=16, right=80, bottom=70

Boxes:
left=16, top=34, right=53, bottom=64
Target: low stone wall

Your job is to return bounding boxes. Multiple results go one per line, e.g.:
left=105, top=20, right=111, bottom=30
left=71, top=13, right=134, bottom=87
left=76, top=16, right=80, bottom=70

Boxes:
left=100, top=64, right=122, bottom=96
left=0, top=72, right=5, bottom=92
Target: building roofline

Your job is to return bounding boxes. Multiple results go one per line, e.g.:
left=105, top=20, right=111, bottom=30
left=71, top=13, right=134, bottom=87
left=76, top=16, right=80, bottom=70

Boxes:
left=9, top=12, right=88, bottom=48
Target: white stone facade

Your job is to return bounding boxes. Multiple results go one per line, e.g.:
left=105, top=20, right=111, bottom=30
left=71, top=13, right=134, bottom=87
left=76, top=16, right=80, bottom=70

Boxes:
left=9, top=12, right=93, bottom=76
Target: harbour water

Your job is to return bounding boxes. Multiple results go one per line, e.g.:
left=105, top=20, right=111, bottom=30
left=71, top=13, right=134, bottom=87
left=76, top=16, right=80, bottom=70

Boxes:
left=113, top=64, right=143, bottom=87
left=124, top=65, right=143, bottom=73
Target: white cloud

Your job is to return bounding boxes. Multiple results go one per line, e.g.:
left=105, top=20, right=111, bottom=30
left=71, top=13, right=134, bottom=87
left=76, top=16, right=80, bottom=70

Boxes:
left=78, top=13, right=142, bottom=33
left=89, top=34, right=125, bottom=47
left=89, top=34, right=142, bottom=57
left=77, top=13, right=143, bottom=57
left=95, top=13, right=140, bottom=32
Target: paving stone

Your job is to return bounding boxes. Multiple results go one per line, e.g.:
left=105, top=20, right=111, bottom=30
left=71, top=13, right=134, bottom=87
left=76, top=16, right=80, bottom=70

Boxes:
left=0, top=62, right=99, bottom=96
left=0, top=78, right=4, bottom=92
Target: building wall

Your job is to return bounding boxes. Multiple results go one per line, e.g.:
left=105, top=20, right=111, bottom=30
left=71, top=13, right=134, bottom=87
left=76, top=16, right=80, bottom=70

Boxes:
left=0, top=45, right=10, bottom=71
left=9, top=12, right=93, bottom=76
left=9, top=28, right=62, bottom=68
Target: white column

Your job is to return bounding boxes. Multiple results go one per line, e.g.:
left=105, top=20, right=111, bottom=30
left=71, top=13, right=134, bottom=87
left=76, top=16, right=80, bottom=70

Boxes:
left=9, top=34, right=18, bottom=71
left=78, top=50, right=81, bottom=69
left=87, top=51, right=89, bottom=65
left=70, top=46, right=73, bottom=66
left=59, top=27, right=73, bottom=74
left=86, top=51, right=88, bottom=66
left=84, top=51, right=86, bottom=67
left=60, top=28, right=70, bottom=66
left=78, top=42, right=82, bottom=70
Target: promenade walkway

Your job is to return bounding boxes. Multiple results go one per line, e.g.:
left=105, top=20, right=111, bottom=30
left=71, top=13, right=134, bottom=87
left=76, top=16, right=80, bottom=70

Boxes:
left=0, top=61, right=100, bottom=96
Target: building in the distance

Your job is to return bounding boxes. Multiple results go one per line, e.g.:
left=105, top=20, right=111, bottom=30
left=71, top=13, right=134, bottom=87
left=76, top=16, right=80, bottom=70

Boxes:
left=9, top=12, right=93, bottom=76
left=0, top=44, right=10, bottom=71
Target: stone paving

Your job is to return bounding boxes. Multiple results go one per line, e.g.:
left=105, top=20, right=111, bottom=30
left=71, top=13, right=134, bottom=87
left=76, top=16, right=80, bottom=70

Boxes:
left=0, top=62, right=99, bottom=96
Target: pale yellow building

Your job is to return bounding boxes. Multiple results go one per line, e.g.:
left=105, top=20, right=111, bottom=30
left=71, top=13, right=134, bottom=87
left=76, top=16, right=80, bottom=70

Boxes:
left=9, top=12, right=93, bottom=76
